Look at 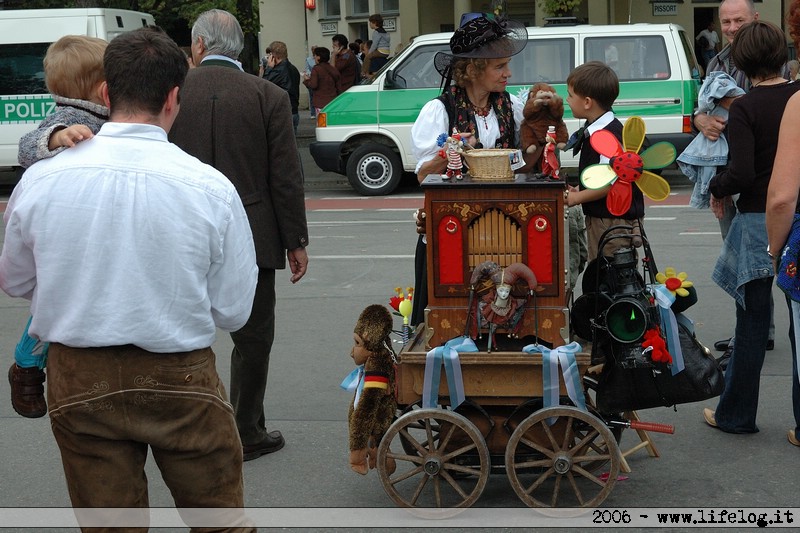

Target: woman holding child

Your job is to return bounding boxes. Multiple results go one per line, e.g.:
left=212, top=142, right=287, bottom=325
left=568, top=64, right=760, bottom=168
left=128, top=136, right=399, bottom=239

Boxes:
left=408, top=15, right=533, bottom=325
left=703, top=20, right=800, bottom=434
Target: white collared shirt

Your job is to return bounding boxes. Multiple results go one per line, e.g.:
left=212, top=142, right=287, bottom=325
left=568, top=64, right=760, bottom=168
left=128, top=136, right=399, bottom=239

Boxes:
left=585, top=110, right=615, bottom=164
left=411, top=94, right=525, bottom=174
left=0, top=122, right=258, bottom=352
left=202, top=54, right=244, bottom=71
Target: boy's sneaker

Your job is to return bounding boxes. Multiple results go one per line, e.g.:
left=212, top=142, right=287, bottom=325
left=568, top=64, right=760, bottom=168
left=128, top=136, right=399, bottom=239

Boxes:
left=8, top=363, right=47, bottom=418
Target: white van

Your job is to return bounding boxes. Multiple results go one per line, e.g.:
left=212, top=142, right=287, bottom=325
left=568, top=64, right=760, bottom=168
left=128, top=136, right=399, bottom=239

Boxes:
left=0, top=8, right=154, bottom=173
left=311, top=23, right=701, bottom=195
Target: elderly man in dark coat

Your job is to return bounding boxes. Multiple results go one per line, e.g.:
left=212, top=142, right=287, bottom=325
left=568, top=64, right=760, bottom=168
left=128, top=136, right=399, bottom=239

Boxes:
left=169, top=8, right=309, bottom=462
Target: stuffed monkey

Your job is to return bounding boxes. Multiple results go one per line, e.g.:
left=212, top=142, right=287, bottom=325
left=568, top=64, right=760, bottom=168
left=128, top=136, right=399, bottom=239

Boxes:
left=519, top=82, right=569, bottom=155
left=348, top=304, right=397, bottom=475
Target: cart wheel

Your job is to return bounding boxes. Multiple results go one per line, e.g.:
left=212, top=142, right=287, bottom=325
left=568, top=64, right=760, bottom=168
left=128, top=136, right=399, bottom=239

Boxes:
left=377, top=408, right=490, bottom=508
left=505, top=406, right=621, bottom=507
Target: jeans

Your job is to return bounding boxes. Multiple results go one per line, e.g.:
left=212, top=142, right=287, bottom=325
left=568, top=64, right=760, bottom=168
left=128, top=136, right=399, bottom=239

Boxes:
left=718, top=205, right=774, bottom=345
left=786, top=297, right=800, bottom=434
left=714, top=276, right=773, bottom=433
left=47, top=344, right=252, bottom=532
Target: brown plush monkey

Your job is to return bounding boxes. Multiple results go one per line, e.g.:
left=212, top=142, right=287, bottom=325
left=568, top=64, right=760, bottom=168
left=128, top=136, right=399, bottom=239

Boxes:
left=519, top=82, right=569, bottom=154
left=347, top=304, right=397, bottom=475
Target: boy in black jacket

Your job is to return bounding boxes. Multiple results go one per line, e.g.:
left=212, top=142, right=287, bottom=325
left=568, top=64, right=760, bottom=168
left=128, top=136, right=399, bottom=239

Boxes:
left=565, top=61, right=642, bottom=261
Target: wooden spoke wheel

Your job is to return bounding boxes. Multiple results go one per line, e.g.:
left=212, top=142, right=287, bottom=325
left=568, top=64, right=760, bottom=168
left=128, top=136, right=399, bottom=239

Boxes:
left=377, top=408, right=490, bottom=508
left=505, top=406, right=621, bottom=508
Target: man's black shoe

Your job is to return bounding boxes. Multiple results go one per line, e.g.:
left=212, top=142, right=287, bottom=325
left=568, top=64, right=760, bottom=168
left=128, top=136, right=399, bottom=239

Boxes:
left=714, top=338, right=732, bottom=352
left=243, top=430, right=285, bottom=462
left=715, top=347, right=732, bottom=371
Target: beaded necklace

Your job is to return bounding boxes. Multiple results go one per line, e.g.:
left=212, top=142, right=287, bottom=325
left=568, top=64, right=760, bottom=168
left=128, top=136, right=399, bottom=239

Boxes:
left=472, top=103, right=490, bottom=130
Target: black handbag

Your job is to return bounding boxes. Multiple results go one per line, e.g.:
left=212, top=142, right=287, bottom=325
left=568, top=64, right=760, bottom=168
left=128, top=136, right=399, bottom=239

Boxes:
left=582, top=224, right=724, bottom=413
left=593, top=322, right=724, bottom=413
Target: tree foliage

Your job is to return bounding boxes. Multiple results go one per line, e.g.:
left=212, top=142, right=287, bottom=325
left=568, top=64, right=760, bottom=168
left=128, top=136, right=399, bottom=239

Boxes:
left=1, top=0, right=262, bottom=73
left=537, top=0, right=582, bottom=17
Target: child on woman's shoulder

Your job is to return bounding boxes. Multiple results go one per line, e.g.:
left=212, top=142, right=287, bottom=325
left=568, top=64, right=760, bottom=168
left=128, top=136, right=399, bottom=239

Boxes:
left=564, top=61, right=642, bottom=261
left=10, top=35, right=108, bottom=418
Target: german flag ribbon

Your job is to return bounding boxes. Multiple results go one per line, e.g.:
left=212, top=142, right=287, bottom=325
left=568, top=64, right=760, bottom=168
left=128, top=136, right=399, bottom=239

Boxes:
left=362, top=371, right=389, bottom=390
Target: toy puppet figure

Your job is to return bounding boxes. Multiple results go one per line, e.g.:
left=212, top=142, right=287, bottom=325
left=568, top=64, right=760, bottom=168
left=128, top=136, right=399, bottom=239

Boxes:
left=347, top=304, right=397, bottom=475
left=437, top=132, right=465, bottom=180
left=468, top=261, right=539, bottom=351
left=541, top=125, right=560, bottom=179
left=519, top=82, right=569, bottom=156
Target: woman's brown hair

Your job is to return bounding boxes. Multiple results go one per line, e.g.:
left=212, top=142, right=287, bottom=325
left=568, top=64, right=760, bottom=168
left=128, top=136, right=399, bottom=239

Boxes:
left=731, top=20, right=787, bottom=80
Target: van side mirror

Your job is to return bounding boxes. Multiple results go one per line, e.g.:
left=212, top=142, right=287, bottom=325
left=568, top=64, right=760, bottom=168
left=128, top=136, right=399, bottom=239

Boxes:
left=384, top=69, right=407, bottom=89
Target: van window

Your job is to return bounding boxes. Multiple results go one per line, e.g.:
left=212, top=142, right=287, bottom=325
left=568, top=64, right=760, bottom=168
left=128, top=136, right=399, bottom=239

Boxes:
left=511, top=38, right=574, bottom=85
left=0, top=43, right=49, bottom=96
left=391, top=43, right=449, bottom=89
left=585, top=36, right=670, bottom=80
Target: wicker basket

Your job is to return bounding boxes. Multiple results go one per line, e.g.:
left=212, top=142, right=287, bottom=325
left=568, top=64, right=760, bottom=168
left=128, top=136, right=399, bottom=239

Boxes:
left=463, top=148, right=517, bottom=180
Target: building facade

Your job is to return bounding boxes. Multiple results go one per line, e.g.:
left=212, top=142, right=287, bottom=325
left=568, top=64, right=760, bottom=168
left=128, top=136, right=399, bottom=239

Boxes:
left=262, top=1, right=791, bottom=110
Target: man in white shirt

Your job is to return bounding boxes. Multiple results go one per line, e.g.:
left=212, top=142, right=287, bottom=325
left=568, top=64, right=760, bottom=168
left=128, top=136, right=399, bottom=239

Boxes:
left=696, top=20, right=720, bottom=66
left=0, top=28, right=257, bottom=527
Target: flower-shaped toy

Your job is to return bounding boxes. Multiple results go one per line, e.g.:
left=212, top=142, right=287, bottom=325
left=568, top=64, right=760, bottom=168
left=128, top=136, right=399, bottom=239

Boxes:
left=655, top=267, right=693, bottom=298
left=580, top=116, right=676, bottom=216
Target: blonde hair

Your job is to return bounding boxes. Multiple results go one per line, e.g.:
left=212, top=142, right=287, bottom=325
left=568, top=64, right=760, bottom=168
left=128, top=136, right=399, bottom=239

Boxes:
left=451, top=58, right=488, bottom=88
left=44, top=35, right=107, bottom=100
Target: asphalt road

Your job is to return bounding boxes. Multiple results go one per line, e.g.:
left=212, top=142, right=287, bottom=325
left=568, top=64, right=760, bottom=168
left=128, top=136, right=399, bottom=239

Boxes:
left=0, top=120, right=797, bottom=530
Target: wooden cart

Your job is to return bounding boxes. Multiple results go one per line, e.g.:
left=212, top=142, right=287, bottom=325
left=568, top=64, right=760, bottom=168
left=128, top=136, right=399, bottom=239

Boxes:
left=375, top=175, right=671, bottom=508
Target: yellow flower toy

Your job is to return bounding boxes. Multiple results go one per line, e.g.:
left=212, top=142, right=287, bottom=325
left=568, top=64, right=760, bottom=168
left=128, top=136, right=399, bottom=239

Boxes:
left=656, top=267, right=693, bottom=298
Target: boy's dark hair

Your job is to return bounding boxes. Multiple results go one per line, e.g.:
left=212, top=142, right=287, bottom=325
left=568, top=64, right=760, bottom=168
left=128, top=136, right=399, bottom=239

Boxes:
left=567, top=61, right=619, bottom=111
left=104, top=27, right=188, bottom=117
left=369, top=14, right=384, bottom=27
left=731, top=20, right=788, bottom=80
left=315, top=46, right=331, bottom=63
left=349, top=42, right=360, bottom=55
left=332, top=34, right=349, bottom=48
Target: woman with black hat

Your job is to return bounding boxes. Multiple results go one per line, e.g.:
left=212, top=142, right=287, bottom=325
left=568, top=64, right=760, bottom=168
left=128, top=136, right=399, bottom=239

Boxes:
left=409, top=14, right=531, bottom=326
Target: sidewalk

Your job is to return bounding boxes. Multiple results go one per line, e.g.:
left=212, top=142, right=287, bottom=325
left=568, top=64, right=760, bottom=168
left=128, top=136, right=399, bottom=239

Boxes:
left=297, top=112, right=317, bottom=140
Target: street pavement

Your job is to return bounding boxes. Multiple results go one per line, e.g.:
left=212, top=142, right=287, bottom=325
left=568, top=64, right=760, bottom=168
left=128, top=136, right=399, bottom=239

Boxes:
left=0, top=114, right=798, bottom=531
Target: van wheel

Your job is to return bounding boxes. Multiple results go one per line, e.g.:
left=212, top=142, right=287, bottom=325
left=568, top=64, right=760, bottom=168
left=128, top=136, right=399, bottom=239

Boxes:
left=346, top=143, right=402, bottom=196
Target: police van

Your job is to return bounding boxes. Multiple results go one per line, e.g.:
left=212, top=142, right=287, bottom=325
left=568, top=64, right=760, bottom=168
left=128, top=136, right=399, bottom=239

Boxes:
left=0, top=8, right=155, bottom=173
left=311, top=23, right=701, bottom=196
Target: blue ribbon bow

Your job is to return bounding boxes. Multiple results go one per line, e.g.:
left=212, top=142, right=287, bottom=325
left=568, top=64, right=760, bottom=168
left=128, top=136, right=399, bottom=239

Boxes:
left=422, top=336, right=475, bottom=409
left=523, top=342, right=586, bottom=417
left=340, top=364, right=365, bottom=407
left=649, top=284, right=685, bottom=375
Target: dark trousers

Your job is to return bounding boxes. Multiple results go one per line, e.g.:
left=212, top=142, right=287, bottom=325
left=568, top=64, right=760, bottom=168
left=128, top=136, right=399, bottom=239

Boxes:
left=411, top=235, right=427, bottom=327
left=230, top=268, right=276, bottom=445
left=47, top=344, right=251, bottom=532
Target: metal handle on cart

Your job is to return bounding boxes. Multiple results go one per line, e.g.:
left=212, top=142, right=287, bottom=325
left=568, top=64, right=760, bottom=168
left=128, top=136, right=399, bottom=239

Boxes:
left=609, top=419, right=675, bottom=434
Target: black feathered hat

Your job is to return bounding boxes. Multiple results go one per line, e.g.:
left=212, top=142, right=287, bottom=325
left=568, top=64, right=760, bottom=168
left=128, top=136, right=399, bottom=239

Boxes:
left=433, top=15, right=527, bottom=78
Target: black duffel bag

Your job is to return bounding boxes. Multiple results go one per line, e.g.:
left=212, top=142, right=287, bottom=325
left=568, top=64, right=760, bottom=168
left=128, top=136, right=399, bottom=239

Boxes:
left=593, top=321, right=724, bottom=413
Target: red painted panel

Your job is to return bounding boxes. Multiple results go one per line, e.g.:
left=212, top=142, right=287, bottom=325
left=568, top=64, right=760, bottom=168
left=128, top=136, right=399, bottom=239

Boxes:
left=527, top=215, right=553, bottom=285
left=437, top=215, right=464, bottom=285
